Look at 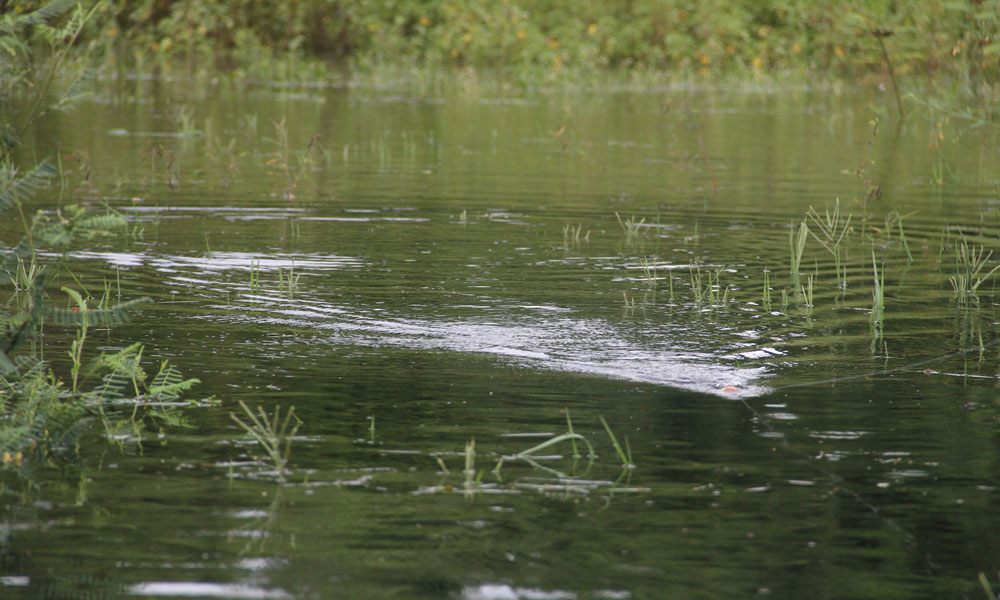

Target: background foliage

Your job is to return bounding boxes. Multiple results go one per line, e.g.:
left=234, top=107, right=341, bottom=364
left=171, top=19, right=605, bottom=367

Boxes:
left=2, top=0, right=998, bottom=87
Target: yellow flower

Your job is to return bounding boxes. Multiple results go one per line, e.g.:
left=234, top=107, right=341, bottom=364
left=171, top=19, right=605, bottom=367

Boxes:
left=13, top=452, right=21, bottom=468
left=752, top=56, right=764, bottom=70
left=2, top=451, right=9, bottom=465
left=792, top=42, right=801, bottom=54
left=546, top=38, right=559, bottom=50
left=725, top=44, right=735, bottom=54
left=108, top=27, right=118, bottom=38
left=419, top=16, right=431, bottom=27
left=517, top=30, right=527, bottom=40
left=697, top=53, right=711, bottom=65
left=587, top=23, right=598, bottom=35
left=834, top=45, right=845, bottom=57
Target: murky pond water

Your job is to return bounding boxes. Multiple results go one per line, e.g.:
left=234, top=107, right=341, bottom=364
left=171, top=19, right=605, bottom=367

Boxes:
left=4, top=77, right=1000, bottom=599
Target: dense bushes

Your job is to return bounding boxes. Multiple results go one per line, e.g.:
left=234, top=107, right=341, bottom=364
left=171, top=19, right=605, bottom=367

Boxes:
left=4, top=1, right=1000, bottom=83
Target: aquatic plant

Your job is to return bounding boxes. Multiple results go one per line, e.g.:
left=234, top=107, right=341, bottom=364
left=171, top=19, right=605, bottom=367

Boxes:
left=248, top=258, right=261, bottom=293
left=762, top=267, right=772, bottom=311
left=562, top=223, right=588, bottom=248
left=870, top=251, right=887, bottom=355
left=230, top=400, right=302, bottom=483
left=265, top=117, right=319, bottom=199
left=884, top=210, right=915, bottom=263
left=0, top=1, right=199, bottom=473
left=806, top=199, right=851, bottom=288
left=277, top=260, right=301, bottom=294
left=949, top=239, right=1000, bottom=305
left=599, top=416, right=633, bottom=469
left=690, top=266, right=729, bottom=308
left=616, top=212, right=645, bottom=243
left=789, top=220, right=809, bottom=279
left=800, top=274, right=814, bottom=310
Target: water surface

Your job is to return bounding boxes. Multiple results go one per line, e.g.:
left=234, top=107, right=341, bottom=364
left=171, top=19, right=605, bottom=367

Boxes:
left=3, top=78, right=1000, bottom=599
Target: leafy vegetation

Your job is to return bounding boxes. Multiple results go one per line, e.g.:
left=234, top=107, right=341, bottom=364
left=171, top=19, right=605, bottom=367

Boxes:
left=1, top=1, right=198, bottom=477
left=1, top=0, right=997, bottom=95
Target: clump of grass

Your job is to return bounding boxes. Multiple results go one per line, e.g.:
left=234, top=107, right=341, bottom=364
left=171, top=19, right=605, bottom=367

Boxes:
left=806, top=199, right=851, bottom=288
left=949, top=239, right=1000, bottom=305
left=230, top=400, right=302, bottom=483
left=622, top=291, right=636, bottom=309
left=690, top=266, right=729, bottom=308
left=562, top=223, right=589, bottom=247
left=277, top=260, right=300, bottom=294
left=616, top=212, right=645, bottom=243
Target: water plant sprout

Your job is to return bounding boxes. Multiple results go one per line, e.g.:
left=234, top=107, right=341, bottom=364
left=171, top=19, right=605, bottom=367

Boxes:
left=230, top=400, right=302, bottom=483
left=616, top=212, right=645, bottom=242
left=806, top=199, right=851, bottom=288
left=789, top=219, right=809, bottom=283
left=949, top=239, right=1000, bottom=305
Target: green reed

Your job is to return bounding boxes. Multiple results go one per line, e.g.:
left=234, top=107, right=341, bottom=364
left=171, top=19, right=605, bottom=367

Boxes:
left=278, top=260, right=300, bottom=294
left=249, top=258, right=261, bottom=293
left=870, top=252, right=885, bottom=353
left=690, top=266, right=729, bottom=308
left=789, top=220, right=809, bottom=279
left=762, top=267, right=772, bottom=310
left=599, top=416, right=634, bottom=468
left=800, top=274, right=814, bottom=309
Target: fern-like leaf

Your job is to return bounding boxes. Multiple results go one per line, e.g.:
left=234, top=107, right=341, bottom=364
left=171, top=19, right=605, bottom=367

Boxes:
left=18, top=0, right=77, bottom=28
left=77, top=211, right=127, bottom=232
left=0, top=160, right=55, bottom=213
left=148, top=362, right=200, bottom=402
left=84, top=343, right=146, bottom=404
left=46, top=297, right=152, bottom=328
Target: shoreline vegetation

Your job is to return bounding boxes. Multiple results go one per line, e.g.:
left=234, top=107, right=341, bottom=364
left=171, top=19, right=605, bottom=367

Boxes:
left=3, top=1, right=998, bottom=100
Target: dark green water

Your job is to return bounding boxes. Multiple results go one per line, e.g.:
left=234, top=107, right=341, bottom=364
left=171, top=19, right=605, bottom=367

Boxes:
left=4, top=77, right=1000, bottom=599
